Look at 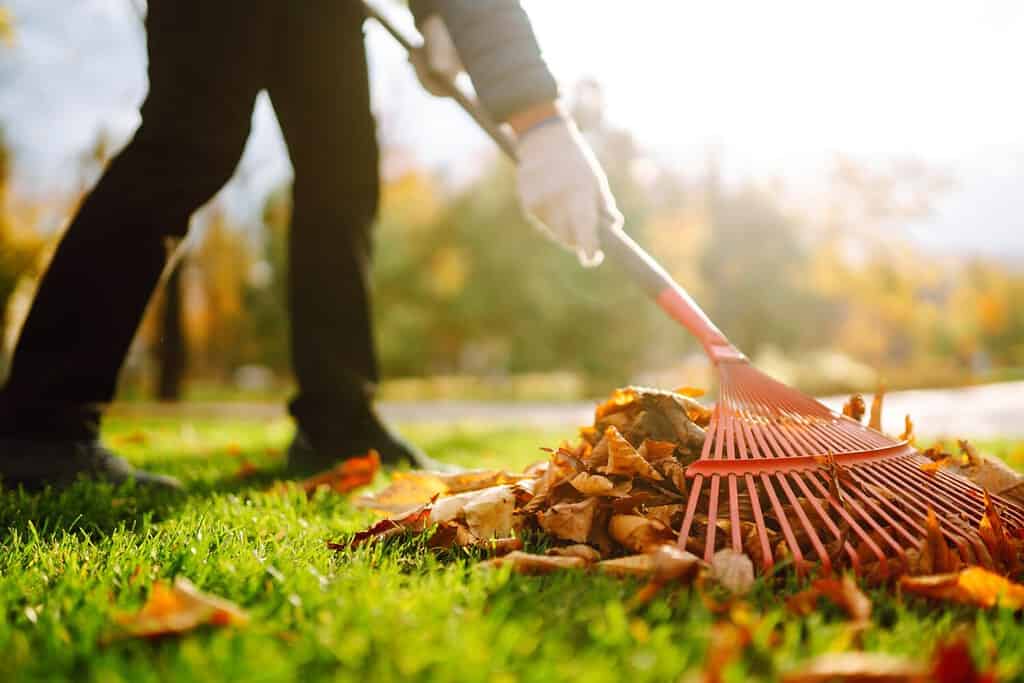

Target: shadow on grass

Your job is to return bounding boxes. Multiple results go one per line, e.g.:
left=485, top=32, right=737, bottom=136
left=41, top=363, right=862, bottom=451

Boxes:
left=0, top=460, right=298, bottom=543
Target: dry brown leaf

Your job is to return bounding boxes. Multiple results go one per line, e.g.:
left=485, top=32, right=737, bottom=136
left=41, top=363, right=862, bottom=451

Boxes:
left=710, top=549, right=755, bottom=596
left=918, top=507, right=959, bottom=574
left=354, top=470, right=449, bottom=513
left=608, top=514, right=676, bottom=553
left=479, top=551, right=586, bottom=575
left=114, top=578, right=248, bottom=638
left=597, top=545, right=702, bottom=583
left=546, top=544, right=602, bottom=563
left=599, top=426, right=663, bottom=481
left=929, top=639, right=996, bottom=683
left=959, top=439, right=984, bottom=467
left=899, top=415, right=915, bottom=445
left=234, top=460, right=259, bottom=480
left=462, top=486, right=517, bottom=539
left=788, top=576, right=871, bottom=626
left=900, top=567, right=1024, bottom=609
left=569, top=472, right=631, bottom=497
left=700, top=611, right=756, bottom=683
left=638, top=439, right=677, bottom=463
left=868, top=387, right=885, bottom=431
left=781, top=652, right=926, bottom=683
left=537, top=497, right=598, bottom=543
left=113, top=430, right=149, bottom=446
left=331, top=506, right=432, bottom=550
left=978, top=490, right=1017, bottom=571
left=919, top=457, right=950, bottom=474
left=594, top=387, right=639, bottom=420
left=425, top=521, right=477, bottom=549
left=645, top=504, right=684, bottom=529
left=429, top=485, right=518, bottom=539
left=435, top=469, right=535, bottom=494
left=842, top=394, right=867, bottom=423
left=951, top=441, right=1024, bottom=504
left=294, top=450, right=380, bottom=497
left=478, top=537, right=525, bottom=556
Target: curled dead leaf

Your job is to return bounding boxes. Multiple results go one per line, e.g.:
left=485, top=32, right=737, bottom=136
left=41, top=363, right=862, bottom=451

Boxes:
left=787, top=576, right=871, bottom=626
left=293, top=450, right=380, bottom=497
left=114, top=578, right=248, bottom=639
left=901, top=567, right=1024, bottom=610
left=597, top=545, right=702, bottom=583
left=594, top=387, right=639, bottom=420
left=462, top=485, right=517, bottom=539
left=353, top=470, right=448, bottom=514
left=868, top=387, right=885, bottom=431
left=429, top=485, right=518, bottom=539
left=608, top=514, right=675, bottom=553
left=899, top=415, right=915, bottom=445
left=435, top=468, right=536, bottom=494
left=234, top=460, right=259, bottom=480
left=638, top=439, right=677, bottom=464
left=674, top=386, right=706, bottom=398
left=919, top=458, right=950, bottom=474
left=569, top=471, right=631, bottom=497
left=918, top=507, right=959, bottom=574
left=537, top=497, right=598, bottom=543
left=332, top=506, right=432, bottom=550
left=710, top=549, right=755, bottom=596
left=478, top=551, right=586, bottom=575
left=599, top=426, right=663, bottom=480
left=842, top=393, right=866, bottom=423
left=781, top=652, right=925, bottom=683
left=978, top=490, right=1017, bottom=571
left=546, top=544, right=602, bottom=563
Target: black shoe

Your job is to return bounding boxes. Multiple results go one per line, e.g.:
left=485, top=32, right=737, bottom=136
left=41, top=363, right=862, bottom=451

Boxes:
left=0, top=437, right=182, bottom=491
left=287, top=424, right=456, bottom=476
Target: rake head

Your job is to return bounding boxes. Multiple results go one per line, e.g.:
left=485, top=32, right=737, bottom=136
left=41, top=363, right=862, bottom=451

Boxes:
left=677, top=358, right=1024, bottom=578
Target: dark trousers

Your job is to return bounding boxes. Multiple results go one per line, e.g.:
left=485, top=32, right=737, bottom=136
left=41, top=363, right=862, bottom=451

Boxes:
left=0, top=0, right=382, bottom=453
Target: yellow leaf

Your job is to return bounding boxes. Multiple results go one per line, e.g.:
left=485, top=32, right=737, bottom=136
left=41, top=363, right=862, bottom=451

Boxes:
left=674, top=386, right=705, bottom=398
left=901, top=567, right=1024, bottom=610
left=114, top=578, right=248, bottom=638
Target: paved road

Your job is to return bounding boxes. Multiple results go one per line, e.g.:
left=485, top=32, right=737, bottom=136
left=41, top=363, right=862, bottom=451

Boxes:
left=109, top=381, right=1024, bottom=438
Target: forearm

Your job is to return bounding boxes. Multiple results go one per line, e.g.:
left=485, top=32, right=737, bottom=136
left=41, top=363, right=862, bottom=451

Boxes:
left=418, top=0, right=559, bottom=122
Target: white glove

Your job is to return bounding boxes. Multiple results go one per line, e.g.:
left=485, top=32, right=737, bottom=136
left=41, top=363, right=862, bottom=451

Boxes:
left=412, top=15, right=464, bottom=97
left=516, top=115, right=622, bottom=267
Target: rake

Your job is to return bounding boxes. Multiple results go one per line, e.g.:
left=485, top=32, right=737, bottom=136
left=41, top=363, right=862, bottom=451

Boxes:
left=364, top=2, right=1024, bottom=577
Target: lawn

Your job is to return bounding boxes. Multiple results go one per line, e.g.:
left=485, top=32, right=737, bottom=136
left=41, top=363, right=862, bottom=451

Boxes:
left=1, top=417, right=1022, bottom=682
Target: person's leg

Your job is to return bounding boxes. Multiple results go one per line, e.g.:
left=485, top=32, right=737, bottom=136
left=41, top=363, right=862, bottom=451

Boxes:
left=268, top=1, right=430, bottom=469
left=0, top=1, right=263, bottom=487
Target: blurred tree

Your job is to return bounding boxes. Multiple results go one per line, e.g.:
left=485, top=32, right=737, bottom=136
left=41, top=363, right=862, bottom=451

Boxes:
left=155, top=259, right=186, bottom=400
left=0, top=6, right=14, bottom=47
left=184, top=209, right=252, bottom=381
left=0, top=127, right=42, bottom=370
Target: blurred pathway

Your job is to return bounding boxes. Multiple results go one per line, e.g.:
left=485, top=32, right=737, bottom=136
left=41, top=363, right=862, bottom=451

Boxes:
left=109, top=380, right=1024, bottom=438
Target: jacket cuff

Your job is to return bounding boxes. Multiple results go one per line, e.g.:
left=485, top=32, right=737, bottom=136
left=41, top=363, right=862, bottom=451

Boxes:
left=436, top=0, right=559, bottom=121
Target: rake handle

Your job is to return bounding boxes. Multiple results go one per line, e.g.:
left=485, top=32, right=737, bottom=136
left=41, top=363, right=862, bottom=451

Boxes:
left=364, top=1, right=741, bottom=363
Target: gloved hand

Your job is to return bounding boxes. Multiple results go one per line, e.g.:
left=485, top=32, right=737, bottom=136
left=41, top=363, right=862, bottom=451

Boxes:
left=412, top=15, right=464, bottom=97
left=515, top=112, right=622, bottom=267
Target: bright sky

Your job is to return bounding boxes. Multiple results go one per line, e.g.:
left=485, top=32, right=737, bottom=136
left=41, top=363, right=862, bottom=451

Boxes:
left=528, top=1, right=1024, bottom=170
left=2, top=0, right=1023, bottom=261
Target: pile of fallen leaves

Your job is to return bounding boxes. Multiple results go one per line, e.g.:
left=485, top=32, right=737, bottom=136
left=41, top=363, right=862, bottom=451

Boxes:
left=344, top=386, right=1024, bottom=612
left=342, top=387, right=743, bottom=598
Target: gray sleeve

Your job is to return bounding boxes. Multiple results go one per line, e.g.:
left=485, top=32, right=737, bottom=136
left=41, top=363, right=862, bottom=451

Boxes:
left=424, top=0, right=560, bottom=121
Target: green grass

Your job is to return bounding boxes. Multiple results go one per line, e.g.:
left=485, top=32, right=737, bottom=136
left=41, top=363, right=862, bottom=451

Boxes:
left=1, top=419, right=1022, bottom=682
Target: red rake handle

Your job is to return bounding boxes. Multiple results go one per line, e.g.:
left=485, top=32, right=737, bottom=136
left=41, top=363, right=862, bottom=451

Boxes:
left=364, top=1, right=742, bottom=364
